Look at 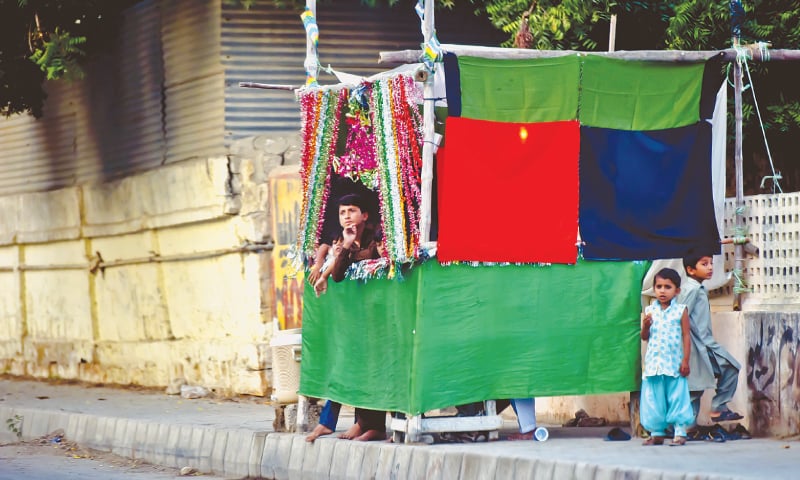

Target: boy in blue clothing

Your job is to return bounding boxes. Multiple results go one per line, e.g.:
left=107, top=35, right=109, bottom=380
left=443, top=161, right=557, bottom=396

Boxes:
left=640, top=268, right=694, bottom=446
left=679, top=254, right=743, bottom=424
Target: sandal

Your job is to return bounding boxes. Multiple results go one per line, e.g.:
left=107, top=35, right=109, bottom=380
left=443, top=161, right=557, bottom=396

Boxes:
left=642, top=436, right=665, bottom=446
left=711, top=410, right=744, bottom=422
left=729, top=423, right=752, bottom=440
left=670, top=436, right=687, bottom=446
left=706, top=428, right=727, bottom=443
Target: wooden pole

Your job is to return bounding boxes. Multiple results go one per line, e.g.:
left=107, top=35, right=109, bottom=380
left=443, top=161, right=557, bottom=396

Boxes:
left=379, top=46, right=800, bottom=64
left=419, top=1, right=436, bottom=245
left=295, top=0, right=318, bottom=436
left=733, top=49, right=745, bottom=311
left=239, top=82, right=299, bottom=91
left=608, top=14, right=617, bottom=53
left=303, top=0, right=317, bottom=85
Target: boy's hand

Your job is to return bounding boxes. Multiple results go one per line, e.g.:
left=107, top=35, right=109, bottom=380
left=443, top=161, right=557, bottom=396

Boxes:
left=643, top=313, right=653, bottom=329
left=313, top=276, right=328, bottom=297
left=680, top=360, right=690, bottom=377
left=307, top=265, right=322, bottom=284
left=341, top=225, right=357, bottom=248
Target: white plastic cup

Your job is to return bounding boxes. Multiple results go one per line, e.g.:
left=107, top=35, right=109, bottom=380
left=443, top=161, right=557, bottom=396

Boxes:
left=533, top=427, right=549, bottom=442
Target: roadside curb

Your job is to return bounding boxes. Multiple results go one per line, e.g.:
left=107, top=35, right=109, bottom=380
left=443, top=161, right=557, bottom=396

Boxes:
left=0, top=403, right=771, bottom=480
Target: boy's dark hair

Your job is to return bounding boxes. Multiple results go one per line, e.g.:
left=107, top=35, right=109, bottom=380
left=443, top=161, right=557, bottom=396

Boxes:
left=682, top=253, right=713, bottom=271
left=373, top=225, right=383, bottom=242
left=337, top=193, right=367, bottom=213
left=654, top=268, right=682, bottom=288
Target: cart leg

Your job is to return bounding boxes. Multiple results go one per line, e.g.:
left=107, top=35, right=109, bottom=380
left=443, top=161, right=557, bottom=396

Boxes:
left=629, top=391, right=641, bottom=438
left=485, top=400, right=499, bottom=441
left=405, top=415, right=422, bottom=444
left=296, top=395, right=309, bottom=433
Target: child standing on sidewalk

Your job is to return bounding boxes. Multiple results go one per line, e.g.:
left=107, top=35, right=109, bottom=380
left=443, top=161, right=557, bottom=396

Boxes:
left=679, top=254, right=743, bottom=424
left=640, top=268, right=694, bottom=446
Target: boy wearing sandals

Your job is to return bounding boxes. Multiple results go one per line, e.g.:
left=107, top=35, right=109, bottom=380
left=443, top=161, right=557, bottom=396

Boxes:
left=679, top=254, right=743, bottom=424
left=640, top=268, right=694, bottom=446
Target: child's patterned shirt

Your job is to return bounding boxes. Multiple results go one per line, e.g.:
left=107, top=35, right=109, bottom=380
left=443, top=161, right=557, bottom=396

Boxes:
left=642, top=298, right=687, bottom=378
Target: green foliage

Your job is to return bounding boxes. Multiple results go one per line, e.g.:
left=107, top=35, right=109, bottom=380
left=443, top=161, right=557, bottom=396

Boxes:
left=5, top=414, right=22, bottom=439
left=29, top=27, right=86, bottom=80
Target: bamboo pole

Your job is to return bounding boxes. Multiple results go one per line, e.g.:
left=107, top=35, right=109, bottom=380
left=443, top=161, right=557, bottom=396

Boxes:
left=239, top=82, right=299, bottom=91
left=733, top=53, right=745, bottom=311
left=379, top=46, right=800, bottom=64
left=419, top=1, right=436, bottom=245
left=303, top=0, right=318, bottom=85
left=608, top=14, right=617, bottom=53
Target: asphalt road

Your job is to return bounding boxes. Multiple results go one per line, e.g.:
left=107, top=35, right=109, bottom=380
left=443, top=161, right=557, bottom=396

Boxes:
left=0, top=442, right=232, bottom=480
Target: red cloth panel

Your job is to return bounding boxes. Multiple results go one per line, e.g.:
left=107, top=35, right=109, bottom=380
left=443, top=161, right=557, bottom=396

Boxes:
left=437, top=117, right=579, bottom=264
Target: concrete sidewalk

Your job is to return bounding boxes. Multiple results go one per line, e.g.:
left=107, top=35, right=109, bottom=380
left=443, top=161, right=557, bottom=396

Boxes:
left=0, top=378, right=797, bottom=480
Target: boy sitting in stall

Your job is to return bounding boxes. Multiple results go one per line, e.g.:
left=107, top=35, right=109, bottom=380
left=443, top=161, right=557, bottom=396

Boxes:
left=306, top=193, right=386, bottom=442
left=312, top=193, right=378, bottom=295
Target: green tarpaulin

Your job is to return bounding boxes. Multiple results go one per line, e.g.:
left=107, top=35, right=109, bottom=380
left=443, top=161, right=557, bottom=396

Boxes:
left=300, top=260, right=649, bottom=415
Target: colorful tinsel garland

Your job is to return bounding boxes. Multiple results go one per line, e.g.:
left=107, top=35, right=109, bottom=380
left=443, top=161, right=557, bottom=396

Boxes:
left=297, top=75, right=424, bottom=280
left=297, top=88, right=347, bottom=258
left=371, top=75, right=424, bottom=276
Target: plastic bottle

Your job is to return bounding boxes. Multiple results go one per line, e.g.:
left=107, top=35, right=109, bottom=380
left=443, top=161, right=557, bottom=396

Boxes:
left=533, top=426, right=549, bottom=442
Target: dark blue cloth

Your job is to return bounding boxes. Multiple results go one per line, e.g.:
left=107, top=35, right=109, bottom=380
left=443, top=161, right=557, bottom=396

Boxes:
left=580, top=123, right=720, bottom=260
left=319, top=400, right=341, bottom=430
left=443, top=52, right=461, bottom=117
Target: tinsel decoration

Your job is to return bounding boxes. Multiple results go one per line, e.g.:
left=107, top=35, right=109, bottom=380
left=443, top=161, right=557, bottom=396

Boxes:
left=345, top=257, right=390, bottom=281
left=334, top=83, right=379, bottom=189
left=370, top=74, right=424, bottom=276
left=297, top=88, right=348, bottom=259
left=296, top=75, right=423, bottom=280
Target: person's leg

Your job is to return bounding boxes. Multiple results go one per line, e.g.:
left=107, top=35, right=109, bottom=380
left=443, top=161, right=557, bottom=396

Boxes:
left=710, top=356, right=740, bottom=414
left=664, top=376, right=694, bottom=445
left=354, top=408, right=386, bottom=441
left=688, top=390, right=703, bottom=423
left=319, top=400, right=341, bottom=430
left=640, top=376, right=667, bottom=445
left=306, top=400, right=342, bottom=442
left=507, top=398, right=537, bottom=440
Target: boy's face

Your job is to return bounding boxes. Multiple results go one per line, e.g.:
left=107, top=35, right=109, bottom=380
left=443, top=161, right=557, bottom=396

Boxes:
left=687, top=256, right=713, bottom=281
left=339, top=204, right=367, bottom=229
left=654, top=276, right=680, bottom=305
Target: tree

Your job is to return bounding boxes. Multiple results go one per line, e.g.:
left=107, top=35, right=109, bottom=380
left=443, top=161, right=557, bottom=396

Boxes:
left=0, top=1, right=135, bottom=117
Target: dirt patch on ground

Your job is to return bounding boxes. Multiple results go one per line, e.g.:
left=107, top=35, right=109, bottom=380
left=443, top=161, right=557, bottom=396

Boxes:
left=0, top=373, right=268, bottom=405
left=0, top=429, right=179, bottom=474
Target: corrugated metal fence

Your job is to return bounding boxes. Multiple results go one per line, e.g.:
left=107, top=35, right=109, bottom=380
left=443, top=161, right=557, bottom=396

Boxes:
left=0, top=0, right=503, bottom=196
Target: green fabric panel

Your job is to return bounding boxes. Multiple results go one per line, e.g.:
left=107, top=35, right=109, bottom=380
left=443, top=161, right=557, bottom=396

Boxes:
left=458, top=55, right=580, bottom=122
left=300, top=260, right=648, bottom=415
left=300, top=276, right=417, bottom=413
left=580, top=55, right=705, bottom=130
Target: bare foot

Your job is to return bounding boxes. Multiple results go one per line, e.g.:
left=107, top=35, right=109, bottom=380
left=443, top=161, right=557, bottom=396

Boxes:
left=305, top=424, right=333, bottom=443
left=338, top=423, right=363, bottom=440
left=354, top=429, right=387, bottom=441
left=507, top=432, right=534, bottom=441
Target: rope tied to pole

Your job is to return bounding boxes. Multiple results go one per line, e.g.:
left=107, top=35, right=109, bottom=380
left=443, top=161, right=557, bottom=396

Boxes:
left=739, top=47, right=784, bottom=194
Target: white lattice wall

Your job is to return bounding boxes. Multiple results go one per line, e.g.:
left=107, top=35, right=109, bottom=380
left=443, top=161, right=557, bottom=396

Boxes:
left=712, top=192, right=800, bottom=310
